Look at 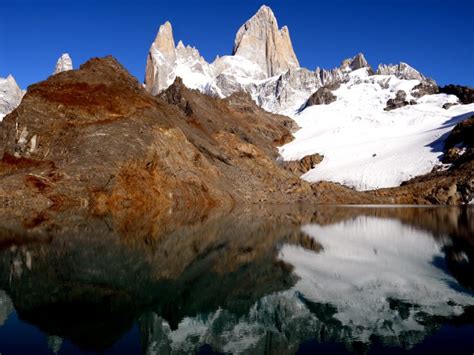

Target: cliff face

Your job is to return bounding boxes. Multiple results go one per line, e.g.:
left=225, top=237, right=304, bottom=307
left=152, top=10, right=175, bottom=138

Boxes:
left=232, top=5, right=299, bottom=77
left=144, top=22, right=178, bottom=95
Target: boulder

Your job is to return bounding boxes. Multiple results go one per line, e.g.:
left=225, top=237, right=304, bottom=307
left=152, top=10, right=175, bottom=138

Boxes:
left=384, top=90, right=416, bottom=111
left=305, top=87, right=337, bottom=107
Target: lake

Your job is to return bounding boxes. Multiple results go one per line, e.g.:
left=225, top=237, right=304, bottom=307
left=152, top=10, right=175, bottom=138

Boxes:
left=0, top=206, right=472, bottom=354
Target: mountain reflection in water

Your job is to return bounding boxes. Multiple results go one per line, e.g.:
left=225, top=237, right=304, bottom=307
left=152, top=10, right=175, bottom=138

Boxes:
left=0, top=206, right=472, bottom=354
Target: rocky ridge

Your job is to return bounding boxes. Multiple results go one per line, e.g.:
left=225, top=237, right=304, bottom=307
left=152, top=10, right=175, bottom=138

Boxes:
left=144, top=6, right=435, bottom=114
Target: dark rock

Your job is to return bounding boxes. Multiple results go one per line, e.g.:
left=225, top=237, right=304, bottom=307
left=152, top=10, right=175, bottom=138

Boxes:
left=442, top=102, right=458, bottom=110
left=441, top=115, right=474, bottom=166
left=444, top=115, right=474, bottom=151
left=444, top=147, right=463, bottom=164
left=439, top=85, right=474, bottom=104
left=157, top=77, right=194, bottom=116
left=411, top=82, right=439, bottom=98
left=305, top=87, right=337, bottom=107
left=384, top=90, right=415, bottom=111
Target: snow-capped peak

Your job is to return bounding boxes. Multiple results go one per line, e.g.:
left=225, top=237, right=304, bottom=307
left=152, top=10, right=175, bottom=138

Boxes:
left=0, top=74, right=24, bottom=121
left=53, top=53, right=73, bottom=74
left=144, top=21, right=222, bottom=96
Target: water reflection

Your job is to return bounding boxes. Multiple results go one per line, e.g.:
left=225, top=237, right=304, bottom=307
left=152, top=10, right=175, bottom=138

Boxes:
left=0, top=206, right=472, bottom=354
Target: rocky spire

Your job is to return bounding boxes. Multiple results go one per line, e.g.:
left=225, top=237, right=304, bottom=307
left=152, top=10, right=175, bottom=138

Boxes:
left=53, top=53, right=73, bottom=74
left=145, top=21, right=177, bottom=95
left=0, top=75, right=24, bottom=120
left=232, top=5, right=299, bottom=78
left=349, top=53, right=369, bottom=70
left=340, top=53, right=370, bottom=71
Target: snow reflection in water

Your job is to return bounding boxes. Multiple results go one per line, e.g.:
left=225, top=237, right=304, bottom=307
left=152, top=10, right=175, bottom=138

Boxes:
left=139, top=215, right=474, bottom=354
left=0, top=208, right=473, bottom=354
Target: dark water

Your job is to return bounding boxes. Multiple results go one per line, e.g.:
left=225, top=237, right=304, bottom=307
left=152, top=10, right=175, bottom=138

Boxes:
left=0, top=206, right=473, bottom=354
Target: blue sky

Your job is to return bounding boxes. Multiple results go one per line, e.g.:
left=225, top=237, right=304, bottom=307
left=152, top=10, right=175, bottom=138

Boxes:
left=1, top=0, right=473, bottom=88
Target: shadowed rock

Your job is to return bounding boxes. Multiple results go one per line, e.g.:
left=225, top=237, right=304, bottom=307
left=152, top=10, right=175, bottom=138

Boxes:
left=439, top=85, right=474, bottom=105
left=305, top=87, right=337, bottom=107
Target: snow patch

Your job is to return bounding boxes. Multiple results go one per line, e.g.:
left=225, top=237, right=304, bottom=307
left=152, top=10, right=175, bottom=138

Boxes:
left=279, top=73, right=474, bottom=190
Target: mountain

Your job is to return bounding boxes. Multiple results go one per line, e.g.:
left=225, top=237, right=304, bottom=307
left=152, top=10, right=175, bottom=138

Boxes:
left=143, top=6, right=435, bottom=115
left=232, top=5, right=299, bottom=77
left=53, top=53, right=73, bottom=74
left=0, top=54, right=472, bottom=229
left=279, top=67, right=474, bottom=190
left=0, top=5, right=472, bottom=218
left=0, top=75, right=24, bottom=121
left=141, top=5, right=473, bottom=194
left=0, top=56, right=328, bottom=219
left=0, top=54, right=73, bottom=121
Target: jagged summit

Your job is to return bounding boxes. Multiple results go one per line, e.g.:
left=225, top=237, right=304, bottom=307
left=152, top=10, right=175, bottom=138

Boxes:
left=152, top=21, right=176, bottom=58
left=376, top=62, right=432, bottom=83
left=144, top=21, right=218, bottom=96
left=143, top=7, right=439, bottom=114
left=342, top=53, right=370, bottom=71
left=144, top=21, right=178, bottom=94
left=0, top=74, right=24, bottom=120
left=232, top=5, right=299, bottom=77
left=53, top=53, right=73, bottom=74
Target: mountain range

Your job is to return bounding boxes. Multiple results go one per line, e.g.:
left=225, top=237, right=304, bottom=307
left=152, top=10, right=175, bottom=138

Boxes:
left=0, top=5, right=473, bottom=220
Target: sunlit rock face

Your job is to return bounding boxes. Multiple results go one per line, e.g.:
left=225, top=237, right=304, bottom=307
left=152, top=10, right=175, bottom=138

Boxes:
left=0, top=75, right=24, bottom=121
left=53, top=53, right=73, bottom=74
left=232, top=5, right=299, bottom=78
left=143, top=10, right=376, bottom=114
left=145, top=22, right=177, bottom=95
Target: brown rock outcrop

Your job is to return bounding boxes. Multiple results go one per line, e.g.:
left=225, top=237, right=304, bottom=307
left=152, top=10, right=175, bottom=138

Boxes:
left=305, top=87, right=337, bottom=107
left=0, top=56, right=316, bottom=221
left=281, top=153, right=324, bottom=174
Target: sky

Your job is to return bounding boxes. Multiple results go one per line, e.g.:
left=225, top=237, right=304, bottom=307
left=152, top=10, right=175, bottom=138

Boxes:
left=1, top=0, right=473, bottom=89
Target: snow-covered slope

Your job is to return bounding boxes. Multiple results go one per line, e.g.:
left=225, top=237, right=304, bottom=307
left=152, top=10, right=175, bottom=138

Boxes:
left=280, top=68, right=474, bottom=190
left=142, top=5, right=474, bottom=190
left=0, top=75, right=24, bottom=121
